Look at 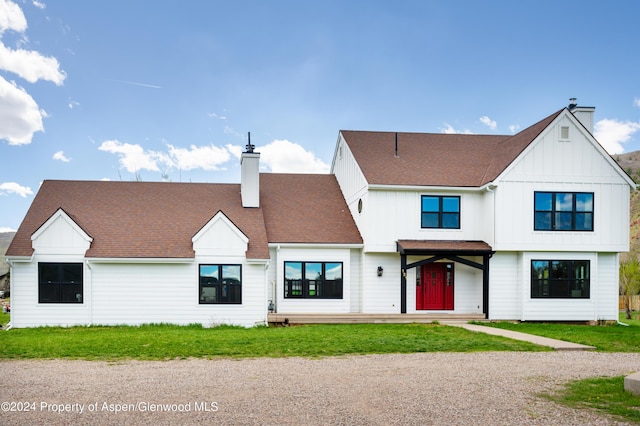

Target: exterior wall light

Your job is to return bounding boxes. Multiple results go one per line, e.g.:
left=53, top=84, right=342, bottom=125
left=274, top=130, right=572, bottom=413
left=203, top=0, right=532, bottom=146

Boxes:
left=377, top=266, right=383, bottom=277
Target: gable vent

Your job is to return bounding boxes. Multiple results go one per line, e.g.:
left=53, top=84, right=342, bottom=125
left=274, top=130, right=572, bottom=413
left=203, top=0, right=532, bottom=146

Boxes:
left=560, top=126, right=570, bottom=140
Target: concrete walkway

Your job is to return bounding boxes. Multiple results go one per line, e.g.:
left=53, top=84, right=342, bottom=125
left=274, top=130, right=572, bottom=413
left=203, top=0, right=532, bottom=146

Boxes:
left=444, top=322, right=596, bottom=350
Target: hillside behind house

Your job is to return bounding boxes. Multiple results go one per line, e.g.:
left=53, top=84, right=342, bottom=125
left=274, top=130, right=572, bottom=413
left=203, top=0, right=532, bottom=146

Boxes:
left=614, top=151, right=640, bottom=252
left=0, top=232, right=16, bottom=276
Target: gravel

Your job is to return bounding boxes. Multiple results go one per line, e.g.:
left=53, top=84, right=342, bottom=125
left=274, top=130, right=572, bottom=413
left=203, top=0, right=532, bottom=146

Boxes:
left=1, top=352, right=639, bottom=425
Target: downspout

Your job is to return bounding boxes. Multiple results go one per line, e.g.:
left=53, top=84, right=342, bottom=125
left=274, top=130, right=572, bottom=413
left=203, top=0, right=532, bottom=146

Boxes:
left=85, top=260, right=93, bottom=326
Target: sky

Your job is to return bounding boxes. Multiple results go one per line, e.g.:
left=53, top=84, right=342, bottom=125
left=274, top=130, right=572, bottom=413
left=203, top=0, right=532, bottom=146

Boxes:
left=1, top=0, right=640, bottom=232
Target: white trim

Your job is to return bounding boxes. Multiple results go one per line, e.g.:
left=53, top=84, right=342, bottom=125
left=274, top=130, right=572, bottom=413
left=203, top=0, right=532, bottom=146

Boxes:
left=86, top=257, right=195, bottom=264
left=31, top=208, right=93, bottom=243
left=268, top=243, right=363, bottom=249
left=368, top=184, right=485, bottom=192
left=192, top=210, right=249, bottom=244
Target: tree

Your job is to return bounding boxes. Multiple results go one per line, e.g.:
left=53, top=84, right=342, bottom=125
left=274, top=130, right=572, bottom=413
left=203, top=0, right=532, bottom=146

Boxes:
left=619, top=251, right=640, bottom=319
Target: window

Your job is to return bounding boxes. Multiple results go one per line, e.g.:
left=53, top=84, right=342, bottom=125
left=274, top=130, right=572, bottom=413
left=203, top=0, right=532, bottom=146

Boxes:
left=531, top=260, right=590, bottom=298
left=199, top=264, right=242, bottom=304
left=534, top=192, right=593, bottom=231
left=421, top=195, right=460, bottom=229
left=38, top=263, right=83, bottom=303
left=284, top=261, right=343, bottom=299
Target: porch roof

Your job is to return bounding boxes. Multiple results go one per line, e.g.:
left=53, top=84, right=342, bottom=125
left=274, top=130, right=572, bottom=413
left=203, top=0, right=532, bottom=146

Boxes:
left=396, top=240, right=493, bottom=255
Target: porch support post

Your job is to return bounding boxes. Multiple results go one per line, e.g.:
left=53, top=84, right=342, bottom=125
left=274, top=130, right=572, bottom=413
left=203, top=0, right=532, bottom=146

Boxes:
left=400, top=253, right=407, bottom=314
left=482, top=253, right=490, bottom=319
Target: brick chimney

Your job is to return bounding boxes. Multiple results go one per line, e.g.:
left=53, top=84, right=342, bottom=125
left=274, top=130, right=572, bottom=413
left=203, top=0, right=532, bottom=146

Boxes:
left=241, top=133, right=260, bottom=208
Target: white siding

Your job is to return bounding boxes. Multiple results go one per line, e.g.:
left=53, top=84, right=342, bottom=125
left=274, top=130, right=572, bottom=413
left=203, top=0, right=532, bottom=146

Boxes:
left=495, top=116, right=631, bottom=252
left=349, top=248, right=362, bottom=312
left=521, top=252, right=598, bottom=321
left=365, top=189, right=487, bottom=253
left=331, top=134, right=370, bottom=241
left=488, top=252, right=521, bottom=320
left=273, top=246, right=352, bottom=314
left=596, top=253, right=619, bottom=320
left=362, top=253, right=401, bottom=313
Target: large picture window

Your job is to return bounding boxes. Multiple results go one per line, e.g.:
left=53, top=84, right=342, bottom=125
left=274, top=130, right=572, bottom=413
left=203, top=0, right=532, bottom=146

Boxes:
left=199, top=264, right=242, bottom=304
left=534, top=192, right=593, bottom=231
left=531, top=260, right=590, bottom=298
left=284, top=261, right=343, bottom=299
left=421, top=195, right=460, bottom=229
left=38, top=263, right=83, bottom=303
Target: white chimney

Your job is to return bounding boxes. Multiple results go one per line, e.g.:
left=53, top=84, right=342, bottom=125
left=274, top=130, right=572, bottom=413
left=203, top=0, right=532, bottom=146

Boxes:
left=568, top=98, right=595, bottom=134
left=241, top=133, right=260, bottom=208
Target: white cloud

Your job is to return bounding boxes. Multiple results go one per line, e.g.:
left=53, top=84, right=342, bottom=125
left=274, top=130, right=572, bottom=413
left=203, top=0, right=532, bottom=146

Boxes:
left=0, top=42, right=66, bottom=85
left=0, top=76, right=44, bottom=144
left=0, top=0, right=27, bottom=34
left=98, top=140, right=163, bottom=173
left=634, top=98, right=640, bottom=108
left=0, top=226, right=16, bottom=232
left=68, top=100, right=79, bottom=109
left=32, top=1, right=46, bottom=10
left=226, top=143, right=243, bottom=159
left=0, top=181, right=33, bottom=197
left=594, top=118, right=640, bottom=154
left=440, top=123, right=473, bottom=135
left=479, top=116, right=497, bottom=130
left=509, top=124, right=520, bottom=133
left=0, top=0, right=64, bottom=146
left=166, top=144, right=230, bottom=171
left=257, top=139, right=329, bottom=173
left=53, top=150, right=70, bottom=162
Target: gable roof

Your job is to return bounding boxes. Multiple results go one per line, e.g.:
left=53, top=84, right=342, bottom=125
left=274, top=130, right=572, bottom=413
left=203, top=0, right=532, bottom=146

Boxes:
left=340, top=109, right=563, bottom=187
left=6, top=174, right=363, bottom=259
left=6, top=180, right=270, bottom=259
left=260, top=173, right=363, bottom=244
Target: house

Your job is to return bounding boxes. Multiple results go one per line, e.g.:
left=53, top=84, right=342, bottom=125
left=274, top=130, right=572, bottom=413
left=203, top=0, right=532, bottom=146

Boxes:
left=4, top=101, right=634, bottom=327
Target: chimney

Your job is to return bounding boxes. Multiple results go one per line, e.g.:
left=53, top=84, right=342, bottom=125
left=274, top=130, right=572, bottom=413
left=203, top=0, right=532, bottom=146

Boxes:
left=241, top=132, right=260, bottom=208
left=568, top=98, right=595, bottom=134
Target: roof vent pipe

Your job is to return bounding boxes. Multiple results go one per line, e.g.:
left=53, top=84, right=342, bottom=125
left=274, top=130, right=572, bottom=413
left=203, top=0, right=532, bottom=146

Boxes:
left=568, top=98, right=578, bottom=110
left=395, top=132, right=398, bottom=158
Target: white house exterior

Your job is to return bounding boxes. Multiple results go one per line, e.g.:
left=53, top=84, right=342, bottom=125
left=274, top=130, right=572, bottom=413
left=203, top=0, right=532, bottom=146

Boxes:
left=5, top=102, right=634, bottom=327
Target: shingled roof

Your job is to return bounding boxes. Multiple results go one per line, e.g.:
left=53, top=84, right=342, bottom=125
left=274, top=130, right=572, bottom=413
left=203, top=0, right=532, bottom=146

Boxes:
left=261, top=173, right=363, bottom=244
left=6, top=174, right=363, bottom=259
left=6, top=181, right=270, bottom=259
left=340, top=109, right=563, bottom=187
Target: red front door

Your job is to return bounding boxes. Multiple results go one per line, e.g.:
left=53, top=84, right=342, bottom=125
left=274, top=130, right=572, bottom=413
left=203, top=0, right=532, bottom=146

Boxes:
left=416, top=263, right=454, bottom=310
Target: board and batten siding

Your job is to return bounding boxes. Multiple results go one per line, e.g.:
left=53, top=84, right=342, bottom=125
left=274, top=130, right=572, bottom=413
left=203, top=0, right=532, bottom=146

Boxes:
left=331, top=134, right=370, bottom=241
left=494, top=115, right=631, bottom=252
left=364, top=189, right=488, bottom=253
left=272, top=246, right=352, bottom=314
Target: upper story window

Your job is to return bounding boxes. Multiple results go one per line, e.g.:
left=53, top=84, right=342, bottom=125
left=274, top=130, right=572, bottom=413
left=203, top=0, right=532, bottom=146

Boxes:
left=199, top=264, right=242, bottom=304
left=38, top=262, right=83, bottom=303
left=421, top=195, right=460, bottom=229
left=534, top=192, right=593, bottom=231
left=284, top=261, right=343, bottom=299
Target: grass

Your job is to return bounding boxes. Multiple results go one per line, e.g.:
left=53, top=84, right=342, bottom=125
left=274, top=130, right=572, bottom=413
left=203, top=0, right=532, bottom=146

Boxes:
left=543, top=376, right=640, bottom=424
left=0, top=322, right=547, bottom=360
left=480, top=311, right=640, bottom=352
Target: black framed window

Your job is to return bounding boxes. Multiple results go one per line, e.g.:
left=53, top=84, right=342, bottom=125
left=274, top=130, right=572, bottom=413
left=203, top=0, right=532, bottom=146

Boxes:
left=534, top=192, right=593, bottom=231
left=531, top=260, right=590, bottom=298
left=38, top=263, right=83, bottom=303
left=199, top=264, right=242, bottom=304
left=421, top=195, right=460, bottom=229
left=284, top=261, right=343, bottom=299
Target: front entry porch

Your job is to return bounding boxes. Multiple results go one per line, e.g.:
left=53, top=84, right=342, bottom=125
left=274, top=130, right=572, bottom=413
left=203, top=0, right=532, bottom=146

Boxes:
left=267, top=312, right=486, bottom=325
left=397, top=240, right=495, bottom=318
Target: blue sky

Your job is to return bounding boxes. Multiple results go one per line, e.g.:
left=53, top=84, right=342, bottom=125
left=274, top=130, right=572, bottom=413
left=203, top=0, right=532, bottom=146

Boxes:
left=1, top=0, right=640, bottom=232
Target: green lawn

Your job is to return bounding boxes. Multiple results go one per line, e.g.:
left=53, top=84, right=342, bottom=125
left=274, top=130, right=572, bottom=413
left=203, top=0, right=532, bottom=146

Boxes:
left=0, top=322, right=547, bottom=360
left=543, top=376, right=640, bottom=424
left=482, top=312, right=640, bottom=352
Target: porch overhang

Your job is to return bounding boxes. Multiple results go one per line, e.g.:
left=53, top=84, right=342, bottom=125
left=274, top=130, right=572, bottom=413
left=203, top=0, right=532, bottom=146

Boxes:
left=397, top=240, right=495, bottom=318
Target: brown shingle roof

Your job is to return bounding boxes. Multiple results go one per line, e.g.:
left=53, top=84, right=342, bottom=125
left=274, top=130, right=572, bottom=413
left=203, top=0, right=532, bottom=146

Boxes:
left=6, top=180, right=270, bottom=259
left=260, top=173, right=362, bottom=244
left=397, top=240, right=493, bottom=253
left=341, top=109, right=563, bottom=187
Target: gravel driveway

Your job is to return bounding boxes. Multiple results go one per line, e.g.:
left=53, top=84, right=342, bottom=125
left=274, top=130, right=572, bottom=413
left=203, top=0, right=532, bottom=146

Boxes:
left=1, top=352, right=639, bottom=425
